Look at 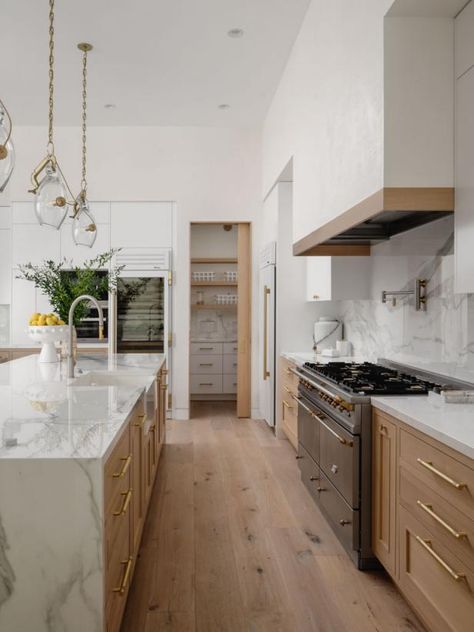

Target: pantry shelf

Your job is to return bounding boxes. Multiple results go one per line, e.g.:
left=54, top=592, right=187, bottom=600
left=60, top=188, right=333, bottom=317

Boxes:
left=191, top=304, right=237, bottom=310
left=191, top=258, right=238, bottom=264
left=191, top=281, right=238, bottom=287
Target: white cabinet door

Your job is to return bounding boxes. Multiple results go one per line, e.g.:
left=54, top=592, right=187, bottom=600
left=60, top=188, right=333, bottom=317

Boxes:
left=111, top=202, right=173, bottom=248
left=455, top=0, right=474, bottom=79
left=0, top=230, right=11, bottom=304
left=12, top=224, right=60, bottom=267
left=306, top=257, right=370, bottom=301
left=12, top=202, right=35, bottom=224
left=0, top=207, right=11, bottom=229
left=11, top=277, right=35, bottom=344
left=455, top=67, right=474, bottom=293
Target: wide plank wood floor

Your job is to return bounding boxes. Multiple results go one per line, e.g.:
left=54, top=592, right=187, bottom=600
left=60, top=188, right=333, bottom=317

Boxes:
left=121, top=401, right=424, bottom=632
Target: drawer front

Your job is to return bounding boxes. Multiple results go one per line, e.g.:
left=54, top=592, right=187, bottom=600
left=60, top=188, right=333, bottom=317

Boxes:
left=223, top=342, right=238, bottom=354
left=190, top=342, right=223, bottom=355
left=319, top=411, right=359, bottom=508
left=223, top=353, right=238, bottom=374
left=297, top=395, right=319, bottom=463
left=318, top=471, right=359, bottom=553
left=0, top=351, right=10, bottom=364
left=281, top=357, right=299, bottom=391
left=190, top=374, right=223, bottom=394
left=105, top=515, right=132, bottom=632
left=297, top=443, right=320, bottom=503
left=105, top=427, right=132, bottom=511
left=223, top=373, right=237, bottom=393
left=398, top=505, right=474, bottom=632
left=400, top=429, right=474, bottom=520
left=190, top=354, right=222, bottom=374
left=399, top=466, right=474, bottom=571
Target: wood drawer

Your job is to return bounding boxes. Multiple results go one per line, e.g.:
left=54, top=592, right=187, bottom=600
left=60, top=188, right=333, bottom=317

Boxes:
left=281, top=357, right=299, bottom=391
left=223, top=373, right=237, bottom=393
left=190, top=354, right=222, bottom=374
left=223, top=342, right=238, bottom=354
left=400, top=428, right=474, bottom=520
left=105, top=486, right=133, bottom=565
left=104, top=427, right=132, bottom=513
left=223, top=353, right=237, bottom=374
left=399, top=465, right=474, bottom=571
left=190, top=342, right=222, bottom=355
left=398, top=505, right=474, bottom=632
left=105, top=513, right=132, bottom=632
left=190, top=374, right=223, bottom=394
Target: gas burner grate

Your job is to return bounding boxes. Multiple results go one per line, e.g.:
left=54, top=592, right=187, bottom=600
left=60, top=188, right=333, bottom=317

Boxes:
left=302, top=362, right=444, bottom=396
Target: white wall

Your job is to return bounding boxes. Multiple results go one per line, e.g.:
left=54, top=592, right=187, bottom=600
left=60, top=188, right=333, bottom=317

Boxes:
left=263, top=0, right=393, bottom=243
left=384, top=17, right=454, bottom=186
left=7, top=125, right=261, bottom=420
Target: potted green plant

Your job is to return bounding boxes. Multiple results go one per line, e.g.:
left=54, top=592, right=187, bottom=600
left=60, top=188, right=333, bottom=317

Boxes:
left=16, top=249, right=123, bottom=354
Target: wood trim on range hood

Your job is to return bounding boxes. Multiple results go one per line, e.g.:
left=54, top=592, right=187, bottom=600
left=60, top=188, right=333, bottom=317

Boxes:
left=293, top=187, right=455, bottom=256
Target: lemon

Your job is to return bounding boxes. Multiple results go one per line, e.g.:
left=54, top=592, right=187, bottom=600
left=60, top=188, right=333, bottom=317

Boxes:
left=38, top=314, right=47, bottom=326
left=46, top=317, right=56, bottom=326
left=58, top=319, right=65, bottom=326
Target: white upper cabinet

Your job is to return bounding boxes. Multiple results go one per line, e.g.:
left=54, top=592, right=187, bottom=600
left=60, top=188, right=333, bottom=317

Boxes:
left=306, top=257, right=371, bottom=302
left=454, top=66, right=474, bottom=293
left=12, top=224, right=60, bottom=268
left=0, top=230, right=11, bottom=304
left=111, top=202, right=173, bottom=248
left=12, top=202, right=36, bottom=224
left=0, top=206, right=11, bottom=229
left=455, top=0, right=474, bottom=79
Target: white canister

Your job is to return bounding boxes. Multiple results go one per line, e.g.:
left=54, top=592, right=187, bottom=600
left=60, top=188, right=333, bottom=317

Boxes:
left=336, top=340, right=352, bottom=356
left=313, top=317, right=343, bottom=352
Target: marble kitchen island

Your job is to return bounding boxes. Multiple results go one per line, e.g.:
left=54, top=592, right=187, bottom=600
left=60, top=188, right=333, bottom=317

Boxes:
left=0, top=352, right=167, bottom=632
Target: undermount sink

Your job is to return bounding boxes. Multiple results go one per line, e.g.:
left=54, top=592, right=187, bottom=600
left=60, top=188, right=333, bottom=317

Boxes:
left=72, top=371, right=150, bottom=388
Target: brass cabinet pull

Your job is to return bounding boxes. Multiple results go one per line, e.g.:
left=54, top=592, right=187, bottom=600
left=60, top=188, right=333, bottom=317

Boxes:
left=113, top=489, right=132, bottom=516
left=317, top=486, right=326, bottom=492
left=161, top=368, right=169, bottom=375
left=161, top=383, right=168, bottom=390
left=416, top=500, right=466, bottom=539
left=414, top=536, right=465, bottom=582
left=113, top=557, right=133, bottom=594
left=295, top=455, right=304, bottom=460
left=263, top=286, right=271, bottom=380
left=379, top=424, right=388, bottom=435
left=309, top=476, right=319, bottom=481
left=284, top=385, right=294, bottom=395
left=416, top=458, right=466, bottom=490
left=282, top=400, right=292, bottom=409
left=316, top=414, right=352, bottom=446
left=112, top=455, right=131, bottom=479
left=133, top=414, right=146, bottom=428
left=339, top=519, right=351, bottom=526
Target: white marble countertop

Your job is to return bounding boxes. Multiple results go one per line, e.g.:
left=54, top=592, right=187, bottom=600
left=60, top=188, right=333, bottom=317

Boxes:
left=0, top=353, right=165, bottom=461
left=0, top=342, right=109, bottom=349
left=372, top=396, right=474, bottom=460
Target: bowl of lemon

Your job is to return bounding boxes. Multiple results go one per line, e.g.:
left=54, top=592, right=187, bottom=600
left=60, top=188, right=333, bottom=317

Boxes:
left=28, top=313, right=68, bottom=363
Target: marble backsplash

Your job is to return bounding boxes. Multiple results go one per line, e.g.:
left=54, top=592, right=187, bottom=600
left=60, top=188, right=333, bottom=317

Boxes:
left=339, top=218, right=474, bottom=383
left=190, top=309, right=237, bottom=342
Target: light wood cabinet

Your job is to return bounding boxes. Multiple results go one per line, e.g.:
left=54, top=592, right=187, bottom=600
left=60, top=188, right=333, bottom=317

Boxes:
left=278, top=357, right=298, bottom=449
left=104, top=363, right=167, bottom=632
left=372, top=412, right=397, bottom=576
left=372, top=407, right=474, bottom=632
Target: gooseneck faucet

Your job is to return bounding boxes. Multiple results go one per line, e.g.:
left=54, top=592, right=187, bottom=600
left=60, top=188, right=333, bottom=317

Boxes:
left=67, top=294, right=104, bottom=378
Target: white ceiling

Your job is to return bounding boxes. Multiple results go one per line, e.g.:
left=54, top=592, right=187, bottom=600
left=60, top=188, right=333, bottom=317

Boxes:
left=0, top=0, right=310, bottom=127
left=387, top=0, right=470, bottom=17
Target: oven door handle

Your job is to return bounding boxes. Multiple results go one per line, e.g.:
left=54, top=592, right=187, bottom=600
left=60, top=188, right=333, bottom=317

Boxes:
left=291, top=393, right=317, bottom=419
left=289, top=367, right=342, bottom=402
left=316, top=415, right=352, bottom=446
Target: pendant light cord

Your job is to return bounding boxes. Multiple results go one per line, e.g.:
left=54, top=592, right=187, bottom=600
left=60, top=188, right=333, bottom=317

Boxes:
left=47, top=0, right=55, bottom=155
left=81, top=47, right=88, bottom=198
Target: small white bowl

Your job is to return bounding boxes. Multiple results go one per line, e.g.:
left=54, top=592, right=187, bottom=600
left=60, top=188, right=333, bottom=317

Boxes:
left=28, top=325, right=69, bottom=363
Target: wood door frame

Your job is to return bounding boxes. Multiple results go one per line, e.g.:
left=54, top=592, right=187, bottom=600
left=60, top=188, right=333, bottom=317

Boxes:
left=189, top=222, right=251, bottom=418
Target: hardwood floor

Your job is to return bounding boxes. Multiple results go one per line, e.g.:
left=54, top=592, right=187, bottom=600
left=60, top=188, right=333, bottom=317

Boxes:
left=121, top=402, right=424, bottom=632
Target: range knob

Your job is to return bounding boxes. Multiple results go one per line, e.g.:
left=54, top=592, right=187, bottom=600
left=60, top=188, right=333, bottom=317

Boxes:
left=331, top=400, right=338, bottom=408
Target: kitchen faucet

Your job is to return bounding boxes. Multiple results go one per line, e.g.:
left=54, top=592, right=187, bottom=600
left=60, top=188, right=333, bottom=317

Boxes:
left=67, top=294, right=104, bottom=378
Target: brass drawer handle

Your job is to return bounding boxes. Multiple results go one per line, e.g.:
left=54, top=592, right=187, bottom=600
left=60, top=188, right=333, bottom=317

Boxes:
left=112, top=455, right=131, bottom=479
left=414, top=536, right=465, bottom=582
left=416, top=501, right=466, bottom=540
left=416, top=458, right=466, bottom=490
left=161, top=383, right=168, bottom=390
left=282, top=400, right=292, bottom=409
left=309, top=476, right=319, bottom=481
left=317, top=486, right=326, bottom=492
left=295, top=455, right=304, bottom=460
left=316, top=415, right=352, bottom=446
left=113, top=489, right=132, bottom=516
left=339, top=519, right=351, bottom=526
left=133, top=414, right=146, bottom=428
left=113, top=557, right=133, bottom=594
left=284, top=385, right=294, bottom=395
left=161, top=368, right=169, bottom=375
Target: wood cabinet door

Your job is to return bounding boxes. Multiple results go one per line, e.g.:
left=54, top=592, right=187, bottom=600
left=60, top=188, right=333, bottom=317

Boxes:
left=131, top=422, right=143, bottom=556
left=372, top=411, right=397, bottom=576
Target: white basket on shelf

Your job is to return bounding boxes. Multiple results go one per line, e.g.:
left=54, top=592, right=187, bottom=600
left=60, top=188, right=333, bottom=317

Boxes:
left=192, top=271, right=215, bottom=282
left=224, top=271, right=238, bottom=282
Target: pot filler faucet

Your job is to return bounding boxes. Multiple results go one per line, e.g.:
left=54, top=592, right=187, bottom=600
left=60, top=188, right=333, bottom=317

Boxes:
left=67, top=294, right=104, bottom=378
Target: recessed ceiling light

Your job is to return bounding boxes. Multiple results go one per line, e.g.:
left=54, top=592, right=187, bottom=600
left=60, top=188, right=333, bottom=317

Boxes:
left=227, top=28, right=244, bottom=38
left=104, top=103, right=116, bottom=109
left=218, top=104, right=230, bottom=110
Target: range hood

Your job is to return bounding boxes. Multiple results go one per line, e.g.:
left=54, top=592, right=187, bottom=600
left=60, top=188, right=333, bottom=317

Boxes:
left=293, top=187, right=454, bottom=256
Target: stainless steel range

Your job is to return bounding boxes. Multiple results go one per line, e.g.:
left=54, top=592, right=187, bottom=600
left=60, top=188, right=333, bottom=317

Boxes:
left=291, top=359, right=468, bottom=570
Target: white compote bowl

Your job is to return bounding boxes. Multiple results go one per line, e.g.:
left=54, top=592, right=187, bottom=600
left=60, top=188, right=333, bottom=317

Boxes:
left=27, top=325, right=69, bottom=363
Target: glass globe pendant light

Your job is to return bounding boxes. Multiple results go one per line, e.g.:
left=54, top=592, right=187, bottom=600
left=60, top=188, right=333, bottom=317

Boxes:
left=29, top=0, right=73, bottom=230
left=72, top=43, right=97, bottom=248
left=0, top=99, right=14, bottom=192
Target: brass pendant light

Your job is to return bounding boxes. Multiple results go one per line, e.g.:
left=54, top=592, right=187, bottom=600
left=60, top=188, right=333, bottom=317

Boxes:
left=72, top=42, right=97, bottom=248
left=0, top=98, right=14, bottom=192
left=30, top=0, right=73, bottom=230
